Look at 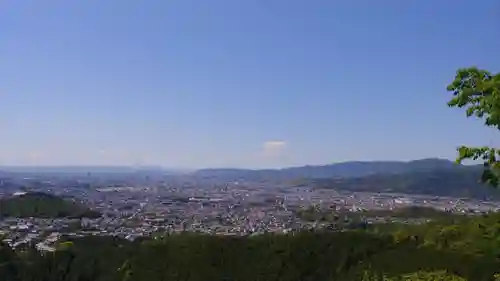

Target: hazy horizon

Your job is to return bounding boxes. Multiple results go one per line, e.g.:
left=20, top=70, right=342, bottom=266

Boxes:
left=1, top=1, right=499, bottom=169
left=0, top=157, right=467, bottom=171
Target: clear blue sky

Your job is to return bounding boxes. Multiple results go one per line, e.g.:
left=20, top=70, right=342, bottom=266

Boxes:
left=0, top=0, right=499, bottom=169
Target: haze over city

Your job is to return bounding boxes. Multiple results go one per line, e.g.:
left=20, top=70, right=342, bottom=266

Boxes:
left=1, top=0, right=499, bottom=169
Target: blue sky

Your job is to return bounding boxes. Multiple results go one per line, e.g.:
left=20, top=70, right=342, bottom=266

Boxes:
left=0, top=0, right=499, bottom=169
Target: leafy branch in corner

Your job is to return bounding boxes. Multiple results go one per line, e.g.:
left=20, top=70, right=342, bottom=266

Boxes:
left=447, top=67, right=500, bottom=187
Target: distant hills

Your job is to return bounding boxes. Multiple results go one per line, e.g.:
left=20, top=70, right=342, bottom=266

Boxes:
left=192, top=159, right=496, bottom=199
left=0, top=159, right=492, bottom=199
left=0, top=159, right=463, bottom=179
left=303, top=167, right=498, bottom=199
left=192, top=158, right=465, bottom=181
left=0, top=192, right=101, bottom=218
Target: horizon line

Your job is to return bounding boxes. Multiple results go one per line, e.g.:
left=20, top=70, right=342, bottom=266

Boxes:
left=0, top=157, right=461, bottom=171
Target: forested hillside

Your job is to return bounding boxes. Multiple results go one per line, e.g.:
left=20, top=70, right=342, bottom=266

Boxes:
left=0, top=192, right=100, bottom=218
left=1, top=213, right=500, bottom=280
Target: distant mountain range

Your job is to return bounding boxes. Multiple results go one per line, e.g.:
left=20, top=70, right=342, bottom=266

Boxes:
left=192, top=158, right=466, bottom=181
left=192, top=158, right=494, bottom=199
left=0, top=159, right=465, bottom=178
left=0, top=159, right=492, bottom=199
left=303, top=166, right=498, bottom=199
left=0, top=158, right=492, bottom=200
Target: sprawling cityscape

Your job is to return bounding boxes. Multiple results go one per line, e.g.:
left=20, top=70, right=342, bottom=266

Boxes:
left=1, top=169, right=499, bottom=253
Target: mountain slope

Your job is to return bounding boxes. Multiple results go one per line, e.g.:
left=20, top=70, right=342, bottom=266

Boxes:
left=306, top=166, right=498, bottom=199
left=193, top=158, right=462, bottom=181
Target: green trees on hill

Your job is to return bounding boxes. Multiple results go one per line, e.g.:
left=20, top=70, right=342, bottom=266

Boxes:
left=1, top=213, right=500, bottom=280
left=0, top=192, right=100, bottom=218
left=361, top=270, right=468, bottom=281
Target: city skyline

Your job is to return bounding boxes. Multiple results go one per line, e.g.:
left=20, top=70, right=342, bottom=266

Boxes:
left=1, top=0, right=499, bottom=169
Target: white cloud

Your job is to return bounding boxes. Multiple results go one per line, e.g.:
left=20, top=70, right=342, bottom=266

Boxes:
left=247, top=140, right=291, bottom=168
left=262, top=140, right=287, bottom=156
left=263, top=140, right=286, bottom=149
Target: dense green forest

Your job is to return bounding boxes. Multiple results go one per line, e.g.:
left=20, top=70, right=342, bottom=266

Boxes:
left=1, top=213, right=500, bottom=280
left=296, top=205, right=464, bottom=224
left=0, top=192, right=100, bottom=218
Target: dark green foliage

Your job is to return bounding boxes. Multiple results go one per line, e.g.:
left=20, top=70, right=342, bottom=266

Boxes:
left=0, top=192, right=100, bottom=218
left=298, top=206, right=459, bottom=223
left=0, top=242, right=21, bottom=281
left=2, top=213, right=500, bottom=280
left=362, top=206, right=458, bottom=219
